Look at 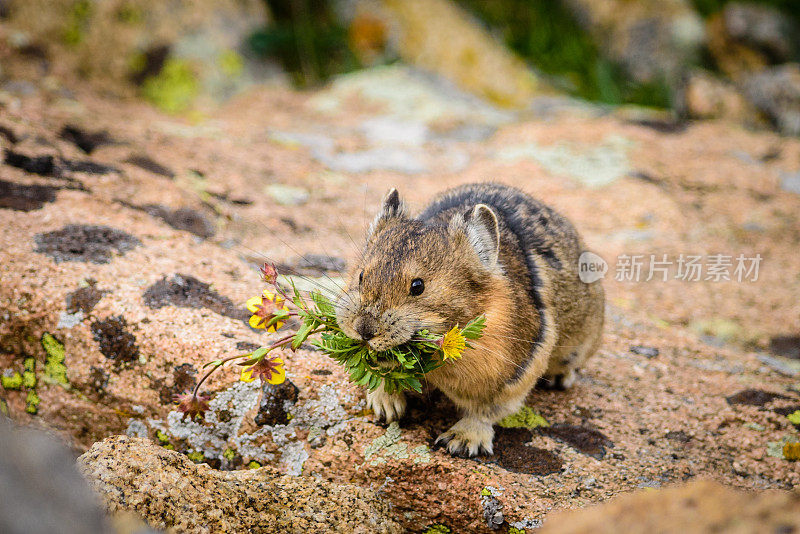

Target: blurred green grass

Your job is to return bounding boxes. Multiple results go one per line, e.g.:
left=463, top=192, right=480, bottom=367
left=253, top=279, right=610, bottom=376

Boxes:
left=455, top=0, right=672, bottom=107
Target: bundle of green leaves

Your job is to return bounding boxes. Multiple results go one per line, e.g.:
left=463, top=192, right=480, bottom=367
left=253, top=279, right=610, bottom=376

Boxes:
left=288, top=284, right=487, bottom=394
left=182, top=265, right=486, bottom=421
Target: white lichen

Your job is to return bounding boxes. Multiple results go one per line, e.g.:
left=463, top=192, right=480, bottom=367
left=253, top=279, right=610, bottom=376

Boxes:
left=125, top=419, right=148, bottom=438
left=160, top=380, right=355, bottom=477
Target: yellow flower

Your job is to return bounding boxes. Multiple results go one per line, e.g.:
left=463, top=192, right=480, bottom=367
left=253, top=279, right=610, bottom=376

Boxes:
left=240, top=355, right=286, bottom=385
left=246, top=290, right=288, bottom=332
left=438, top=326, right=466, bottom=362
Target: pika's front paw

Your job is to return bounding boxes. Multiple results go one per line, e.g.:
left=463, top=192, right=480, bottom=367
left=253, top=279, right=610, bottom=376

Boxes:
left=367, top=388, right=406, bottom=422
left=435, top=417, right=494, bottom=457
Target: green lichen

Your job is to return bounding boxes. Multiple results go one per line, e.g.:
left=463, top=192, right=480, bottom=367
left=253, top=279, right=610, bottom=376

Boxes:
left=422, top=525, right=452, bottom=534
left=63, top=0, right=92, bottom=47
left=410, top=444, right=432, bottom=464
left=25, top=390, right=40, bottom=414
left=187, top=451, right=205, bottom=463
left=156, top=430, right=170, bottom=444
left=787, top=410, right=800, bottom=426
left=223, top=448, right=236, bottom=461
left=163, top=444, right=175, bottom=450
left=508, top=528, right=525, bottom=534
left=0, top=398, right=8, bottom=416
left=23, top=358, right=35, bottom=372
left=218, top=49, right=244, bottom=78
left=41, top=333, right=69, bottom=386
left=248, top=461, right=262, bottom=469
left=497, top=406, right=550, bottom=429
left=767, top=435, right=799, bottom=459
left=1, top=371, right=23, bottom=390
left=363, top=422, right=432, bottom=465
left=363, top=422, right=408, bottom=465
left=141, top=59, right=199, bottom=114
left=22, top=371, right=36, bottom=389
left=480, top=487, right=492, bottom=497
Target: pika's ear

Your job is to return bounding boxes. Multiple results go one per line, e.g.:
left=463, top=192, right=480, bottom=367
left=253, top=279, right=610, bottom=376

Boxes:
left=368, top=188, right=406, bottom=237
left=451, top=204, right=500, bottom=267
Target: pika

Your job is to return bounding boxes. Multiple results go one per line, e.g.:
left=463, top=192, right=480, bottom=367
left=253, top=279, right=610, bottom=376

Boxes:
left=335, top=183, right=604, bottom=456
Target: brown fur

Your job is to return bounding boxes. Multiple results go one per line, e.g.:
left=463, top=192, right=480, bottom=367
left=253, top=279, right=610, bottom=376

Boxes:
left=335, top=183, right=604, bottom=456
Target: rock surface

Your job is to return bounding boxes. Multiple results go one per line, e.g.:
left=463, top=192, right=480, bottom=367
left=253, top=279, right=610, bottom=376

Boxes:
left=378, top=0, right=539, bottom=108
left=540, top=479, right=800, bottom=534
left=78, top=435, right=401, bottom=534
left=682, top=69, right=757, bottom=123
left=563, top=0, right=705, bottom=84
left=2, top=18, right=800, bottom=532
left=0, top=416, right=112, bottom=534
left=5, top=0, right=271, bottom=108
left=742, top=63, right=800, bottom=137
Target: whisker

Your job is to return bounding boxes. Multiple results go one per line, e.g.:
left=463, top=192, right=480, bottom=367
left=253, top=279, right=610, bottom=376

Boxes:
left=234, top=242, right=357, bottom=308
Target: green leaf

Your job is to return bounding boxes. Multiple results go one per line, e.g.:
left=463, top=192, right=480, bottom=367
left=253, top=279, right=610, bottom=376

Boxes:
left=292, top=319, right=316, bottom=350
left=310, top=312, right=485, bottom=395
left=461, top=315, right=487, bottom=340
left=311, top=291, right=336, bottom=316
left=356, top=371, right=372, bottom=386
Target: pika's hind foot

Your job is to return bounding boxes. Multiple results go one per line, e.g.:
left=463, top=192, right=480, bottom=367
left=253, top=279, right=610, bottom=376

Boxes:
left=537, top=369, right=577, bottom=391
left=435, top=416, right=494, bottom=457
left=367, top=387, right=406, bottom=422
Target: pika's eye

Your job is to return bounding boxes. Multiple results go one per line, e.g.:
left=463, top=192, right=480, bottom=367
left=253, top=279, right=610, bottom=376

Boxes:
left=410, top=278, right=424, bottom=296
left=359, top=270, right=364, bottom=285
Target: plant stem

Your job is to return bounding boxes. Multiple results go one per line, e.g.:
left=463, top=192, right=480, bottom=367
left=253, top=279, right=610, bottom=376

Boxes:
left=191, top=332, right=297, bottom=397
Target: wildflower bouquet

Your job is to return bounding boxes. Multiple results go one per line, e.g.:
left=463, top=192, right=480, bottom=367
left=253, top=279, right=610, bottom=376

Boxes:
left=178, top=263, right=485, bottom=420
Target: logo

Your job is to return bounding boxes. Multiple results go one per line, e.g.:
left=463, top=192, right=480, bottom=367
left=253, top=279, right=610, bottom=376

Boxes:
left=578, top=251, right=608, bottom=283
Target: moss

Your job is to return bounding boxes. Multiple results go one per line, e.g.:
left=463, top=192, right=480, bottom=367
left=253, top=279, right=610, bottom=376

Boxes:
left=0, top=398, right=8, bottom=416
left=156, top=430, right=170, bottom=444
left=163, top=444, right=175, bottom=450
left=141, top=59, right=199, bottom=114
left=497, top=406, right=550, bottom=429
left=23, top=358, right=35, bottom=372
left=25, top=390, right=40, bottom=414
left=1, top=371, right=23, bottom=390
left=41, top=333, right=69, bottom=386
left=422, top=525, right=452, bottom=534
left=187, top=451, right=205, bottom=463
left=63, top=0, right=92, bottom=47
left=223, top=448, right=236, bottom=461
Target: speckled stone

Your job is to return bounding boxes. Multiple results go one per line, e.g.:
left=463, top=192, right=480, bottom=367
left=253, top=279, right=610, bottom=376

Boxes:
left=78, top=436, right=401, bottom=534
left=539, top=479, right=800, bottom=534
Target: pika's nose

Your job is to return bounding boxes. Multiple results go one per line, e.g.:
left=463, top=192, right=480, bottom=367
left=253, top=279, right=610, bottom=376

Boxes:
left=353, top=315, right=376, bottom=341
